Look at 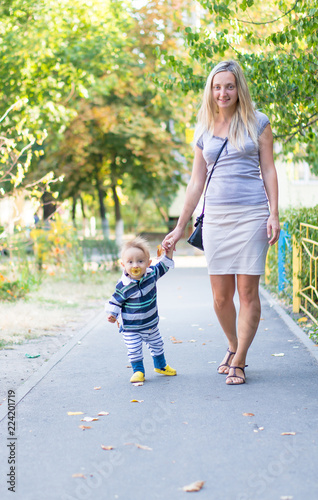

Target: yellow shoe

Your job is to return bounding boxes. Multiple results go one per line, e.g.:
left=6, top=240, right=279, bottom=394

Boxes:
left=130, top=371, right=145, bottom=383
left=154, top=364, right=177, bottom=376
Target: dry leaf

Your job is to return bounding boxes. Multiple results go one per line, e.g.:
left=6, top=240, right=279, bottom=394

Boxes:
left=98, top=411, right=110, bottom=416
left=81, top=417, right=99, bottom=422
left=272, top=353, right=285, bottom=357
left=125, top=443, right=152, bottom=451
left=297, top=317, right=308, bottom=323
left=79, top=425, right=92, bottom=430
left=101, top=445, right=114, bottom=450
left=94, top=386, right=101, bottom=390
left=182, top=480, right=205, bottom=492
left=72, top=473, right=86, bottom=479
left=130, top=399, right=144, bottom=403
left=157, top=244, right=163, bottom=257
left=136, top=444, right=152, bottom=451
left=67, top=411, right=84, bottom=416
left=243, top=413, right=255, bottom=417
left=132, top=382, right=144, bottom=386
left=170, top=336, right=183, bottom=344
left=281, top=432, right=296, bottom=436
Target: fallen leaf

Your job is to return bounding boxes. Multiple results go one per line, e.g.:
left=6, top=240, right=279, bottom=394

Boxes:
left=272, top=353, right=285, bottom=357
left=136, top=444, right=152, bottom=451
left=79, top=425, right=92, bottom=430
left=170, top=336, right=183, bottom=344
left=132, top=382, right=144, bottom=386
left=258, top=427, right=264, bottom=431
left=130, top=399, right=144, bottom=403
left=98, top=411, right=110, bottom=416
left=94, top=386, right=101, bottom=390
left=202, top=343, right=206, bottom=345
left=72, top=473, right=86, bottom=479
left=125, top=443, right=152, bottom=451
left=81, top=417, right=99, bottom=422
left=101, top=445, right=114, bottom=450
left=281, top=432, right=296, bottom=436
left=182, top=480, right=205, bottom=492
left=68, top=412, right=84, bottom=416
left=243, top=413, right=255, bottom=417
left=297, top=317, right=308, bottom=323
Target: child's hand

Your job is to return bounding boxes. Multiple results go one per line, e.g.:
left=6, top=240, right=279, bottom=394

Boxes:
left=158, top=242, right=174, bottom=260
left=107, top=314, right=117, bottom=323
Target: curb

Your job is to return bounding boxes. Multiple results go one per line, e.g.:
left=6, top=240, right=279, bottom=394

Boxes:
left=260, top=285, right=318, bottom=364
left=0, top=310, right=105, bottom=423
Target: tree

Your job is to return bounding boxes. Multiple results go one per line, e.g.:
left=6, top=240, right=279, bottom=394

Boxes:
left=32, top=0, right=194, bottom=236
left=155, top=0, right=318, bottom=172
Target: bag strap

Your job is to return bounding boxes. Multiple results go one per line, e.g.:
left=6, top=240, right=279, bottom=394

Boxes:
left=198, top=137, right=228, bottom=219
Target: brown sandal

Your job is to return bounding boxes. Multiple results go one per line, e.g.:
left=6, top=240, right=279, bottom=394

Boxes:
left=217, top=348, right=236, bottom=374
left=226, top=365, right=248, bottom=385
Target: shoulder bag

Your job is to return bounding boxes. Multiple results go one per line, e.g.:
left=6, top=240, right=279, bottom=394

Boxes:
left=187, top=138, right=228, bottom=251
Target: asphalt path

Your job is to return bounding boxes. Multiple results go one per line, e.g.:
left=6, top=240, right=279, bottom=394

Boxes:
left=1, top=264, right=318, bottom=500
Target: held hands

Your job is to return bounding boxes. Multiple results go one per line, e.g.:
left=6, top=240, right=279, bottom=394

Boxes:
left=267, top=214, right=280, bottom=246
left=107, top=314, right=117, bottom=324
left=162, top=227, right=184, bottom=253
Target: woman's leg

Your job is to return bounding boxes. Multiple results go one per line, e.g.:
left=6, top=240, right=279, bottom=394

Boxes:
left=226, top=274, right=261, bottom=384
left=210, top=275, right=237, bottom=373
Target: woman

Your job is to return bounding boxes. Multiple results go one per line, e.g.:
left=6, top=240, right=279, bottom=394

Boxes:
left=162, top=60, right=280, bottom=385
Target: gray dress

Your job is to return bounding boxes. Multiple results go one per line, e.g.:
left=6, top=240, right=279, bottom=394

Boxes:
left=197, top=111, right=270, bottom=275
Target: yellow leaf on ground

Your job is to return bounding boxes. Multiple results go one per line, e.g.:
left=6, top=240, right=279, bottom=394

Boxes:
left=272, top=353, right=285, bottom=357
left=79, top=425, right=92, bottom=430
left=281, top=432, right=296, bottom=436
left=72, top=473, right=86, bottom=479
left=298, top=317, right=308, bottom=323
left=67, top=412, right=84, bottom=416
left=130, top=399, right=144, bottom=403
left=81, top=417, right=99, bottom=422
left=182, top=480, right=205, bottom=492
left=94, top=386, right=101, bottom=390
left=101, top=445, right=114, bottom=450
left=98, top=411, right=110, bottom=416
left=243, top=413, right=255, bottom=417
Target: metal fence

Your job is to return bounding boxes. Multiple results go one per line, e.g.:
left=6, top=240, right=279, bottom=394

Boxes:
left=293, top=223, right=318, bottom=324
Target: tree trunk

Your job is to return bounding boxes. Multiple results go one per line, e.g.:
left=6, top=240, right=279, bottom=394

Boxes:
left=97, top=185, right=109, bottom=238
left=111, top=184, right=123, bottom=246
left=72, top=197, right=77, bottom=227
left=95, top=163, right=109, bottom=239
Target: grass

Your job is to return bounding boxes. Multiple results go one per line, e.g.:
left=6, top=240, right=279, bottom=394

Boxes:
left=0, top=270, right=120, bottom=347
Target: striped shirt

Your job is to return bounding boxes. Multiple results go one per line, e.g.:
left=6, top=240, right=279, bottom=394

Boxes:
left=106, top=255, right=174, bottom=332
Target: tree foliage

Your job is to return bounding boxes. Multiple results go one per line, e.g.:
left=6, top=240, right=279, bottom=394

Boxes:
left=156, top=0, right=318, bottom=173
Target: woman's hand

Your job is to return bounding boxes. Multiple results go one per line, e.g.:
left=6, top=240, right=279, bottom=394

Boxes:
left=162, top=226, right=184, bottom=252
left=267, top=213, right=280, bottom=246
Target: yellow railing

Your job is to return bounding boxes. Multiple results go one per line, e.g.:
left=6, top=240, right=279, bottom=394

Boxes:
left=293, top=223, right=318, bottom=324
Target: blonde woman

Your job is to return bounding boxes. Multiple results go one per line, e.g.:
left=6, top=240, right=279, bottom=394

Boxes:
left=162, top=60, right=280, bottom=385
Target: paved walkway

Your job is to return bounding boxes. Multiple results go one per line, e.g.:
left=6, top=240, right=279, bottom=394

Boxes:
left=1, top=261, right=318, bottom=500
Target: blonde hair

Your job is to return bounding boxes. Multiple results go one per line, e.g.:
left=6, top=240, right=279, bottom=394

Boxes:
left=193, top=60, right=258, bottom=150
left=121, top=236, right=150, bottom=260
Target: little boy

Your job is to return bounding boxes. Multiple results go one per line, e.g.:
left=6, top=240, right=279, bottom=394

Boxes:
left=106, top=236, right=176, bottom=383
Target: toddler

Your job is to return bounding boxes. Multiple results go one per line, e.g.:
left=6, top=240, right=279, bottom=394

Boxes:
left=106, top=236, right=176, bottom=383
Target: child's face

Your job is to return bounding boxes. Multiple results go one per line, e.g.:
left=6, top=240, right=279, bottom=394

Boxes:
left=121, top=247, right=151, bottom=280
